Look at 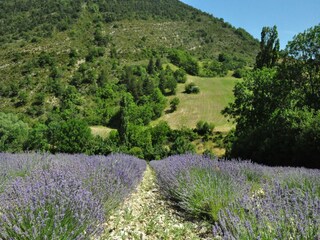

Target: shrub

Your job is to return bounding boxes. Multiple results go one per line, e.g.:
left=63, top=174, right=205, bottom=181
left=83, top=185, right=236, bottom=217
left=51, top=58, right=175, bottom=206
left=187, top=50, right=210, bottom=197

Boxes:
left=151, top=154, right=320, bottom=239
left=174, top=69, right=187, bottom=83
left=168, top=49, right=199, bottom=75
left=232, top=68, right=246, bottom=78
left=0, top=113, right=29, bottom=152
left=196, top=120, right=215, bottom=136
left=170, top=97, right=180, bottom=112
left=185, top=82, right=200, bottom=94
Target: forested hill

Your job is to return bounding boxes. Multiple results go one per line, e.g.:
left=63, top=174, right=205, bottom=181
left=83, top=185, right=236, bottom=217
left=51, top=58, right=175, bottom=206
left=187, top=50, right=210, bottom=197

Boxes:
left=0, top=0, right=259, bottom=159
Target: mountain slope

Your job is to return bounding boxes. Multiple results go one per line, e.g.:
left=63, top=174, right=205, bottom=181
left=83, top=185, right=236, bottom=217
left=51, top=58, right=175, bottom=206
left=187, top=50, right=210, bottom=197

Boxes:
left=0, top=0, right=259, bottom=124
left=0, top=0, right=258, bottom=59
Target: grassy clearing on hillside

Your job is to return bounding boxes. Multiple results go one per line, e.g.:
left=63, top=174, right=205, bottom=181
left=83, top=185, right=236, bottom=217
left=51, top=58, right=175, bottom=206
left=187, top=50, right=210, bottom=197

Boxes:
left=156, top=74, right=237, bottom=132
left=90, top=126, right=114, bottom=139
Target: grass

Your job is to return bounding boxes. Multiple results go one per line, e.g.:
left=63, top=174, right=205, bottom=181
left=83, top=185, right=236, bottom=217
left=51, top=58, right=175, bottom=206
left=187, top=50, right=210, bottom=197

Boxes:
left=193, top=138, right=226, bottom=157
left=156, top=73, right=238, bottom=132
left=90, top=126, right=114, bottom=138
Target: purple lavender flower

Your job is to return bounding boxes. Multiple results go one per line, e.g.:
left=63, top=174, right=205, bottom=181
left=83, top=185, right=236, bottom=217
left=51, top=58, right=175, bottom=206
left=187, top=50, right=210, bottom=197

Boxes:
left=0, top=153, right=146, bottom=239
left=151, top=154, right=320, bottom=239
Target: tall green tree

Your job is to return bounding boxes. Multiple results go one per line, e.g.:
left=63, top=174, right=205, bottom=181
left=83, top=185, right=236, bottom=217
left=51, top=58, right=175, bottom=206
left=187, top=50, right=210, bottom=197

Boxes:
left=282, top=24, right=320, bottom=110
left=118, top=94, right=133, bottom=144
left=147, top=58, right=155, bottom=74
left=255, top=26, right=280, bottom=69
left=223, top=24, right=320, bottom=168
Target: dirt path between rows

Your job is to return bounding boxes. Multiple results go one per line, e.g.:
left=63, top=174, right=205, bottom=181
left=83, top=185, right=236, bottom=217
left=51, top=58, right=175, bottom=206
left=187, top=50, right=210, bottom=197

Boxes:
left=101, top=165, right=211, bottom=240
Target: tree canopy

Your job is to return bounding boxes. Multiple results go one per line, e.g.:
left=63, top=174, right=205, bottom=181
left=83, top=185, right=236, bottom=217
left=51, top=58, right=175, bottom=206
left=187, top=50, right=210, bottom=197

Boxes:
left=223, top=24, right=320, bottom=168
left=255, top=26, right=280, bottom=69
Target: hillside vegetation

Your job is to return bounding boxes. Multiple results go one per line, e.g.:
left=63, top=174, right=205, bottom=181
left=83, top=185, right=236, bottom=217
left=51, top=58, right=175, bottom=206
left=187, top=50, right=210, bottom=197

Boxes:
left=0, top=0, right=260, bottom=160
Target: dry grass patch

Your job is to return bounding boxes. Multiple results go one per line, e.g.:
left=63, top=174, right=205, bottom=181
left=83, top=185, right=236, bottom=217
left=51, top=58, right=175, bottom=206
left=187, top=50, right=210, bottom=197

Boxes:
left=90, top=126, right=114, bottom=139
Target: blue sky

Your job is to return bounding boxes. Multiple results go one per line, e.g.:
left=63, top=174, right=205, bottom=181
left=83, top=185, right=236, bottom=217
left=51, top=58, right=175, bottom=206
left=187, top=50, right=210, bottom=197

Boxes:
left=180, top=0, right=320, bottom=49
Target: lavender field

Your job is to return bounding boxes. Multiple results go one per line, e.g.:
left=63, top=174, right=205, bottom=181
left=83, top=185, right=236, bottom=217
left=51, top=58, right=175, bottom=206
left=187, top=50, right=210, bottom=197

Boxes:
left=0, top=153, right=146, bottom=239
left=151, top=154, right=320, bottom=239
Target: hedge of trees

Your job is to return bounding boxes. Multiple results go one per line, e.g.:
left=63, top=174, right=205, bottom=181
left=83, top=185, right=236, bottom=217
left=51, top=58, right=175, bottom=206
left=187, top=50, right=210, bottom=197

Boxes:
left=223, top=24, right=320, bottom=168
left=0, top=111, right=199, bottom=160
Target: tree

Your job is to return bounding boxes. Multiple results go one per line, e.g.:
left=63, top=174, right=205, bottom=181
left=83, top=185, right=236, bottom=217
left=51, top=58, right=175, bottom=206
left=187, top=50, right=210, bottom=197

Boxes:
left=170, top=97, right=180, bottom=112
left=24, top=123, right=49, bottom=151
left=223, top=24, right=320, bottom=168
left=126, top=124, right=153, bottom=156
left=196, top=120, right=215, bottom=136
left=118, top=94, right=133, bottom=144
left=159, top=70, right=167, bottom=94
left=147, top=58, right=155, bottom=74
left=47, top=118, right=92, bottom=154
left=255, top=26, right=280, bottom=69
left=222, top=68, right=279, bottom=130
left=282, top=24, right=320, bottom=110
left=170, top=136, right=195, bottom=155
left=142, top=77, right=155, bottom=96
left=0, top=113, right=29, bottom=152
left=166, top=76, right=177, bottom=95
left=150, top=88, right=167, bottom=119
left=174, top=69, right=187, bottom=83
left=168, top=49, right=199, bottom=75
left=94, top=29, right=109, bottom=46
left=150, top=121, right=171, bottom=160
left=155, top=58, right=162, bottom=71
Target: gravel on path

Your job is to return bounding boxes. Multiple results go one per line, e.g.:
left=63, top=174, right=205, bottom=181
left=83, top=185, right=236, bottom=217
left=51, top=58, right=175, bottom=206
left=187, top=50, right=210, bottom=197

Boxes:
left=101, top=165, right=211, bottom=240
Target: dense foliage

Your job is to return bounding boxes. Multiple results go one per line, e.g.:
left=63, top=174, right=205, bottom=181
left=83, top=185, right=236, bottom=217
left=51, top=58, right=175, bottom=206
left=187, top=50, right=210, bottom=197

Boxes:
left=0, top=0, right=83, bottom=43
left=0, top=111, right=199, bottom=160
left=0, top=153, right=146, bottom=239
left=90, top=0, right=197, bottom=22
left=255, top=26, right=280, bottom=69
left=223, top=24, right=320, bottom=168
left=151, top=154, right=320, bottom=239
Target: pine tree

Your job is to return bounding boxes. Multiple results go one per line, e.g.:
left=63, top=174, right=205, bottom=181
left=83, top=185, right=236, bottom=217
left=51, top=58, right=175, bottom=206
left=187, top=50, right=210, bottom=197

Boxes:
left=147, top=58, right=155, bottom=74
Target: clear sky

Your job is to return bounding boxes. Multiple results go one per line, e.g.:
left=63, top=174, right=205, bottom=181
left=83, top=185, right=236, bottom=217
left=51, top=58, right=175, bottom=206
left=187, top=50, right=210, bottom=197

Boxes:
left=180, top=0, right=320, bottom=49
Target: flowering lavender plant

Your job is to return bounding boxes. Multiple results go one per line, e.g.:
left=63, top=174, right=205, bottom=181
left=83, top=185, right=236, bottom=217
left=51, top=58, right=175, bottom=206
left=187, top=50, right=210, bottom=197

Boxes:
left=151, top=154, right=249, bottom=220
left=213, top=182, right=320, bottom=239
left=151, top=154, right=320, bottom=239
left=0, top=153, right=146, bottom=239
left=0, top=169, right=104, bottom=239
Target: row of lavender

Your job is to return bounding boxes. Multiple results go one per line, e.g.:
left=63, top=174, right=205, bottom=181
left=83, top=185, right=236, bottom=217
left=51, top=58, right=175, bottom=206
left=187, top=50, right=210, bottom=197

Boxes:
left=150, top=154, right=320, bottom=239
left=0, top=153, right=146, bottom=239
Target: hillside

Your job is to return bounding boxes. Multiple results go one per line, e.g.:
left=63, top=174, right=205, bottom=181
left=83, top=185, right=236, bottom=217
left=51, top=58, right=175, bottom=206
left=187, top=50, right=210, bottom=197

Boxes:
left=0, top=0, right=258, bottom=121
left=0, top=0, right=259, bottom=159
left=0, top=0, right=258, bottom=60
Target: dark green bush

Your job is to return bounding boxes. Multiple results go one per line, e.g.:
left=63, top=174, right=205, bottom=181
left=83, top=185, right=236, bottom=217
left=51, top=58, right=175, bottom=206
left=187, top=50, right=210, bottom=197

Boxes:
left=185, top=82, right=200, bottom=94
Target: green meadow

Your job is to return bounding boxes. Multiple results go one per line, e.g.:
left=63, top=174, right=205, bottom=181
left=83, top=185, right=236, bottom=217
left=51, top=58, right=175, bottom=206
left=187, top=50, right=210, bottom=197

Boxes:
left=157, top=74, right=237, bottom=132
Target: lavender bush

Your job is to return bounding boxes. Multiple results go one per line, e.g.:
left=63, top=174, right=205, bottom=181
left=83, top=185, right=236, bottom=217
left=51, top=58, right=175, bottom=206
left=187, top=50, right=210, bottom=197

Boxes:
left=213, top=182, right=320, bottom=239
left=151, top=154, right=249, bottom=220
left=0, top=153, right=47, bottom=193
left=0, top=153, right=146, bottom=239
left=151, top=154, right=320, bottom=239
